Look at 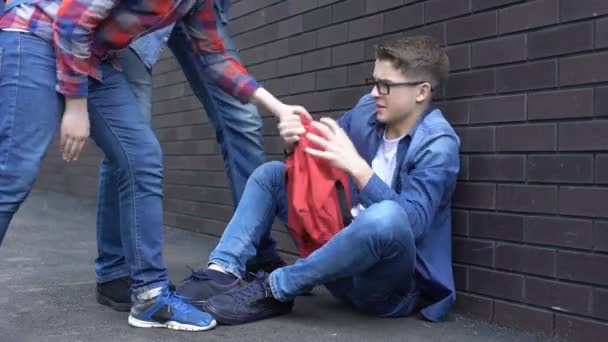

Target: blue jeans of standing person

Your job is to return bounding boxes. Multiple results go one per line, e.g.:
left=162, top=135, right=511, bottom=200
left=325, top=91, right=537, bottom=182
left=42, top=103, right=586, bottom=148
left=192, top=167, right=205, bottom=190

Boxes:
left=0, top=31, right=61, bottom=243
left=0, top=31, right=168, bottom=296
left=208, top=161, right=420, bottom=317
left=95, top=10, right=272, bottom=284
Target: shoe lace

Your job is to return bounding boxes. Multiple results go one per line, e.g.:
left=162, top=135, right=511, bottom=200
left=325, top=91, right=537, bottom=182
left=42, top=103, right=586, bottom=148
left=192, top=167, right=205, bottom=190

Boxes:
left=184, top=265, right=213, bottom=282
left=164, top=290, right=196, bottom=314
left=227, top=271, right=269, bottom=304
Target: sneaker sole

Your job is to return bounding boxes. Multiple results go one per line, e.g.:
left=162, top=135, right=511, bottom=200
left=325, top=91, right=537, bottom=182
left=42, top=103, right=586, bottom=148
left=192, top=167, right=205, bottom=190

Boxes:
left=128, top=315, right=217, bottom=331
left=203, top=302, right=292, bottom=325
left=96, top=292, right=131, bottom=312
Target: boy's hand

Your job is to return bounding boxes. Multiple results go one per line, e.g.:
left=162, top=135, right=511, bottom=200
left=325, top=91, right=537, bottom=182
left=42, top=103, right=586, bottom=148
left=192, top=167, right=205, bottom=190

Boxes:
left=278, top=112, right=306, bottom=152
left=305, top=118, right=373, bottom=188
left=304, top=118, right=368, bottom=174
left=61, top=97, right=90, bottom=162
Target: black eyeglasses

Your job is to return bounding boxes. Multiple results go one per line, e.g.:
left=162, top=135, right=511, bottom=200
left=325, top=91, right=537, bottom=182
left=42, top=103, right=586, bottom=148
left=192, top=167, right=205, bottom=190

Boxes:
left=365, top=78, right=430, bottom=95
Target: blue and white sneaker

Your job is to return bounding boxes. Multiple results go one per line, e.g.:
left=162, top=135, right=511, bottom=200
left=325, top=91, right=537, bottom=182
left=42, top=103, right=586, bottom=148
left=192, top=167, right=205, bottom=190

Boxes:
left=128, top=287, right=217, bottom=331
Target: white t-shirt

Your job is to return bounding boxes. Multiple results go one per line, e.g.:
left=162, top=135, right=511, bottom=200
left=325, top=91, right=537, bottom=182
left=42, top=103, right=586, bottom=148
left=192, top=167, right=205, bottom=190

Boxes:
left=351, top=130, right=407, bottom=217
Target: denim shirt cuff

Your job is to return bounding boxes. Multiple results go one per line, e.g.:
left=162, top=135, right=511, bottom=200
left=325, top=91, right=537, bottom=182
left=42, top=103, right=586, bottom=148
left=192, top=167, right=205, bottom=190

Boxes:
left=358, top=173, right=391, bottom=207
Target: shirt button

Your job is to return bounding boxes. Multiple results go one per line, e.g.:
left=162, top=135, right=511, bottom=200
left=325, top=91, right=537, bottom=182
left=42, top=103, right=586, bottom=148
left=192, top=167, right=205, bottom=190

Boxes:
left=163, top=36, right=169, bottom=43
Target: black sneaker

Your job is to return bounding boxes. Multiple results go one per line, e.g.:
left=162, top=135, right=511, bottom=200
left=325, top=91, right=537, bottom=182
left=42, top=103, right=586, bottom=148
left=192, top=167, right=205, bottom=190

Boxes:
left=96, top=276, right=132, bottom=312
left=176, top=269, right=244, bottom=310
left=97, top=277, right=176, bottom=312
left=203, top=272, right=293, bottom=325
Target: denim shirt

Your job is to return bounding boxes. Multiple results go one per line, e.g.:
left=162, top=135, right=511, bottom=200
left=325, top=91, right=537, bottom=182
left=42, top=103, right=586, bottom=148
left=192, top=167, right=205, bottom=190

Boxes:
left=338, top=94, right=461, bottom=322
left=130, top=0, right=231, bottom=69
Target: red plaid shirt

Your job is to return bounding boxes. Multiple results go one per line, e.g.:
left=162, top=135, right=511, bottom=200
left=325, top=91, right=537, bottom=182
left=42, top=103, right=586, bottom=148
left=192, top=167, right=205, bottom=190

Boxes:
left=0, top=0, right=259, bottom=100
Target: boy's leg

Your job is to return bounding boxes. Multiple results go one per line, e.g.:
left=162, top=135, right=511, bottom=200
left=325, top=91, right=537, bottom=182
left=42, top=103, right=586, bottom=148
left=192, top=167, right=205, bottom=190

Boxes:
left=206, top=161, right=288, bottom=278
left=203, top=200, right=417, bottom=324
left=272, top=201, right=417, bottom=316
left=87, top=63, right=215, bottom=331
left=94, top=48, right=153, bottom=311
left=176, top=161, right=288, bottom=307
left=0, top=32, right=61, bottom=244
left=167, top=22, right=265, bottom=207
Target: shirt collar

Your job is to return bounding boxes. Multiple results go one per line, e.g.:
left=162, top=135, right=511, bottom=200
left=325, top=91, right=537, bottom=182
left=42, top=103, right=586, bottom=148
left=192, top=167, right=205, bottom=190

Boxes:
left=369, top=107, right=435, bottom=139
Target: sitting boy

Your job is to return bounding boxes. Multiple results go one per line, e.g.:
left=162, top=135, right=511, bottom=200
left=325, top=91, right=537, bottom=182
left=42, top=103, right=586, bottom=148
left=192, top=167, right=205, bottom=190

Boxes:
left=176, top=35, right=460, bottom=324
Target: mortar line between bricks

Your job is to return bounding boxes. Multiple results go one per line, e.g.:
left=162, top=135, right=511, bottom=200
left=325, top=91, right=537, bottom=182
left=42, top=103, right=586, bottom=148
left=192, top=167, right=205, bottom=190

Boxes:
left=442, top=83, right=608, bottom=104
left=233, top=14, right=608, bottom=64
left=231, top=5, right=393, bottom=42
left=459, top=263, right=608, bottom=289
left=455, top=179, right=607, bottom=187
left=236, top=24, right=608, bottom=70
left=448, top=13, right=608, bottom=46
left=455, top=210, right=608, bottom=224
left=458, top=288, right=608, bottom=326
left=229, top=0, right=295, bottom=23
left=452, top=206, right=608, bottom=224
left=241, top=47, right=608, bottom=85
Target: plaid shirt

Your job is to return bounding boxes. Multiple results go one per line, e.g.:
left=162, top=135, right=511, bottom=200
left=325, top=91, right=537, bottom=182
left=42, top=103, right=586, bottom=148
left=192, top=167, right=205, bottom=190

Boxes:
left=0, top=0, right=259, bottom=100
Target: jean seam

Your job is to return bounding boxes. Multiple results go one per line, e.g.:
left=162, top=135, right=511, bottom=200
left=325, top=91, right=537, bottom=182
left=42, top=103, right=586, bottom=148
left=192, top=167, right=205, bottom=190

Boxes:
left=88, top=99, right=148, bottom=290
left=0, top=34, right=20, bottom=170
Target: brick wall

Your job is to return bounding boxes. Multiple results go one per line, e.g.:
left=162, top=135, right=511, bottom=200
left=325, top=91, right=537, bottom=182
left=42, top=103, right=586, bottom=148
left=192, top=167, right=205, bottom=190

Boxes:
left=35, top=0, right=608, bottom=340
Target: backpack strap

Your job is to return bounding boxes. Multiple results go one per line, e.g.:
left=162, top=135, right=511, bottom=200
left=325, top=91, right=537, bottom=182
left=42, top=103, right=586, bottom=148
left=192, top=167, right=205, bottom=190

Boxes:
left=335, top=180, right=353, bottom=227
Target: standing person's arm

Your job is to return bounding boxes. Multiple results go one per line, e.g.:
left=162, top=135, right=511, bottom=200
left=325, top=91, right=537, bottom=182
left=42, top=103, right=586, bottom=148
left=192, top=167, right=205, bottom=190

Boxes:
left=184, top=1, right=310, bottom=121
left=53, top=0, right=120, bottom=97
left=53, top=0, right=121, bottom=161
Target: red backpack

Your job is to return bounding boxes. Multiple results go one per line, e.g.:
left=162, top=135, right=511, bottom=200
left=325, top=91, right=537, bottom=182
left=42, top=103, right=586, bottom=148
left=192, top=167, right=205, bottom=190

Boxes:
left=285, top=117, right=353, bottom=257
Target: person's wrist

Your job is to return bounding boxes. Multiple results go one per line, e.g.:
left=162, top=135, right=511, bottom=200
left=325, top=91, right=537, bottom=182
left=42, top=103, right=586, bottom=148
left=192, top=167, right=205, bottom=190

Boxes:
left=349, top=157, right=373, bottom=189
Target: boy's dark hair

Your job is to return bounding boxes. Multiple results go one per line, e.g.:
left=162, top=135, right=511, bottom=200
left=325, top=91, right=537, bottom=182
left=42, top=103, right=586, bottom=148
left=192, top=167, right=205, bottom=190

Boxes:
left=375, top=36, right=450, bottom=89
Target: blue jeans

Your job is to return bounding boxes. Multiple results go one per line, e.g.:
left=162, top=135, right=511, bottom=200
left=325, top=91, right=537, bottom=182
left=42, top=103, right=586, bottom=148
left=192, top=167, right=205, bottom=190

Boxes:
left=89, top=62, right=169, bottom=296
left=209, top=162, right=419, bottom=317
left=95, top=12, right=269, bottom=283
left=0, top=32, right=168, bottom=296
left=94, top=48, right=153, bottom=284
left=0, top=32, right=61, bottom=243
left=167, top=22, right=266, bottom=206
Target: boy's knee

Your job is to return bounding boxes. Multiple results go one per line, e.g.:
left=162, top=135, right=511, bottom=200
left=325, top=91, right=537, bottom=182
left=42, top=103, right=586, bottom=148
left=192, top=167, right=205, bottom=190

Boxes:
left=118, top=134, right=163, bottom=186
left=251, top=161, right=285, bottom=182
left=360, top=201, right=413, bottom=246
